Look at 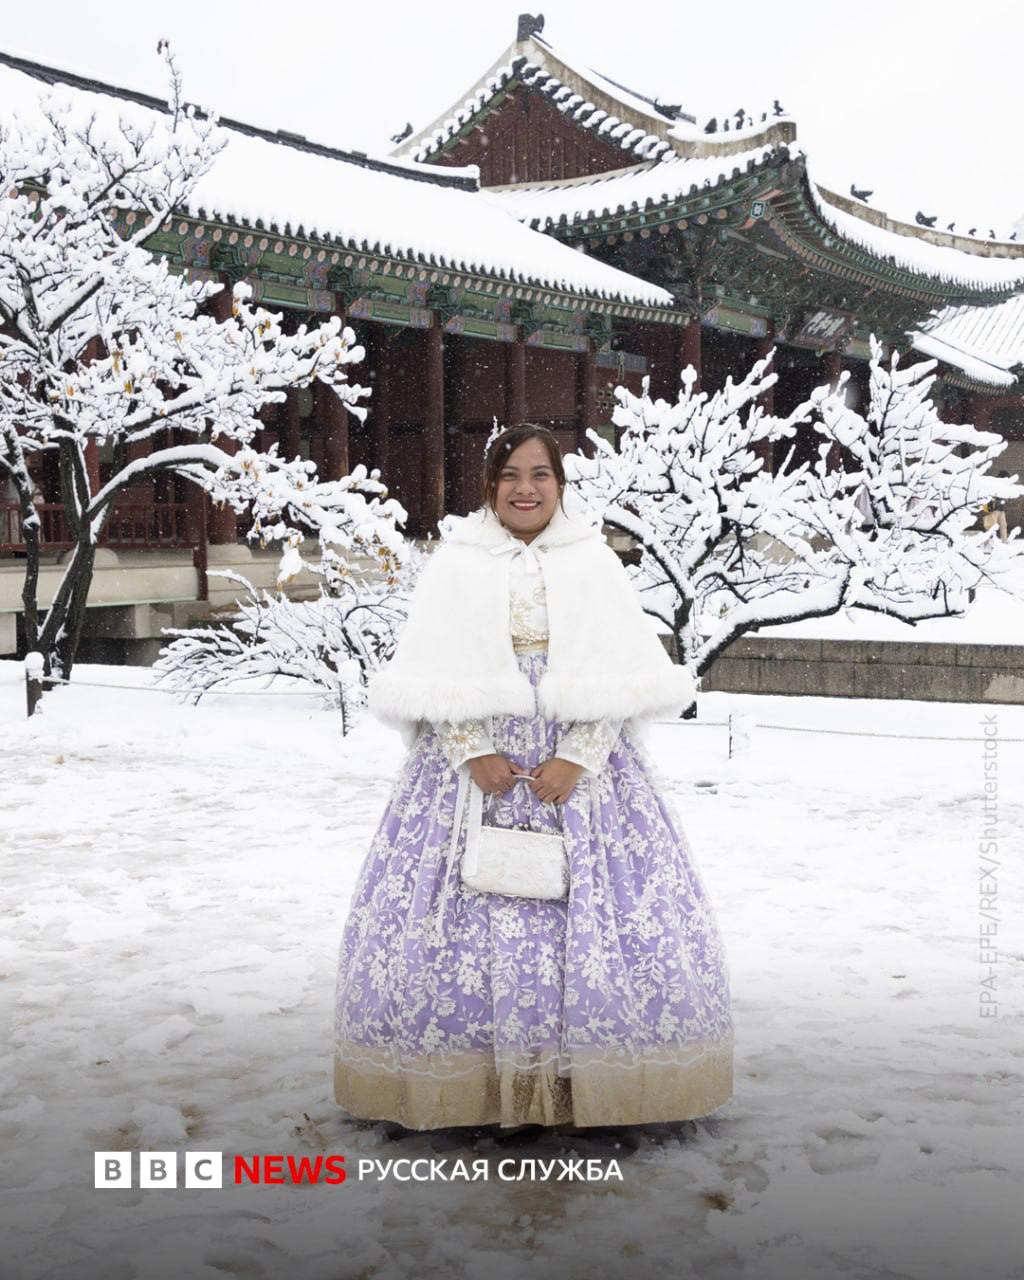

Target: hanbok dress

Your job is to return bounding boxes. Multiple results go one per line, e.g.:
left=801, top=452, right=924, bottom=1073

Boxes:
left=333, top=521, right=733, bottom=1129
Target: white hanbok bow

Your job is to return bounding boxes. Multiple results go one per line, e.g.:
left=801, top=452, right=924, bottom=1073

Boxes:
left=488, top=535, right=545, bottom=573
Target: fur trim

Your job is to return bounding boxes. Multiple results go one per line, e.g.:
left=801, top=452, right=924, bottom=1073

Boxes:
left=369, top=504, right=695, bottom=740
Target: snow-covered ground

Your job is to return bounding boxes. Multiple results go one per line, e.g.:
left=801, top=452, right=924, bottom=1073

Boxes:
left=2, top=658, right=1023, bottom=1280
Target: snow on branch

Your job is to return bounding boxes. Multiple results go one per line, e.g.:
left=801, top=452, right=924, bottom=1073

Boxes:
left=0, top=45, right=406, bottom=679
left=565, top=342, right=1024, bottom=681
left=153, top=542, right=429, bottom=736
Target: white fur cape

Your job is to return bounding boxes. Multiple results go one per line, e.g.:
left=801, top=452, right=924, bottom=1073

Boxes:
left=367, top=501, right=696, bottom=750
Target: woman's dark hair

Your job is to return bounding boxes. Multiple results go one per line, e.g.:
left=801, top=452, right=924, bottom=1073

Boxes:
left=483, top=424, right=566, bottom=514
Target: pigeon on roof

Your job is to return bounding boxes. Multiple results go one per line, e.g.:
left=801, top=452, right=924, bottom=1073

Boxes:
left=915, top=211, right=937, bottom=228
left=850, top=184, right=873, bottom=202
left=654, top=98, right=683, bottom=119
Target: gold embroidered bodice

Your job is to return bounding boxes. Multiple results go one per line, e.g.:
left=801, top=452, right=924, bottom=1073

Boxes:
left=434, top=527, right=621, bottom=776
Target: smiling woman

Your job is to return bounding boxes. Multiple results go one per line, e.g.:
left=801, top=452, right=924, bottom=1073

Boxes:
left=332, top=424, right=733, bottom=1133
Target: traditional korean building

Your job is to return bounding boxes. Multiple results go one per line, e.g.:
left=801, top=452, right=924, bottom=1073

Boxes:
left=394, top=17, right=1024, bottom=483
left=1, top=23, right=1022, bottom=661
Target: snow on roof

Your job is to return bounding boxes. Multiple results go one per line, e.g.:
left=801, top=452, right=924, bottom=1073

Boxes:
left=397, top=29, right=1024, bottom=298
left=484, top=145, right=781, bottom=230
left=398, top=30, right=798, bottom=174
left=188, top=128, right=673, bottom=305
left=911, top=294, right=1024, bottom=387
left=0, top=55, right=673, bottom=309
left=529, top=35, right=695, bottom=128
left=402, top=51, right=675, bottom=167
left=809, top=178, right=1024, bottom=292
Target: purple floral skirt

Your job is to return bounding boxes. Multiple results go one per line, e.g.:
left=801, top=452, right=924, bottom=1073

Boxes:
left=334, top=647, right=733, bottom=1129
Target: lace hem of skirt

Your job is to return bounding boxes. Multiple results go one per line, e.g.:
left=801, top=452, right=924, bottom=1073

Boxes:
left=334, top=1038, right=733, bottom=1129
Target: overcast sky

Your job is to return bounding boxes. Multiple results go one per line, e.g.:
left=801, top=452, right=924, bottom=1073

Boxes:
left=4, top=0, right=1022, bottom=234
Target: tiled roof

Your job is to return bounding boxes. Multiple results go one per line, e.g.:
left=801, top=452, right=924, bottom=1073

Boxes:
left=404, top=52, right=676, bottom=167
left=0, top=51, right=674, bottom=309
left=484, top=145, right=781, bottom=229
left=912, top=295, right=1024, bottom=387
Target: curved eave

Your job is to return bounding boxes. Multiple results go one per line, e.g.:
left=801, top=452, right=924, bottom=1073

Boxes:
left=170, top=207, right=680, bottom=323
left=489, top=145, right=786, bottom=235
left=911, top=331, right=1017, bottom=389
left=759, top=162, right=1024, bottom=306
left=805, top=177, right=1024, bottom=297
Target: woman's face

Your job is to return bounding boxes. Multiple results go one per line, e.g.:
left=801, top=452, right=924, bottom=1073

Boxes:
left=493, top=437, right=562, bottom=542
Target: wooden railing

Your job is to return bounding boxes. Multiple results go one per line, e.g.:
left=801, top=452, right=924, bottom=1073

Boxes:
left=1, top=502, right=194, bottom=551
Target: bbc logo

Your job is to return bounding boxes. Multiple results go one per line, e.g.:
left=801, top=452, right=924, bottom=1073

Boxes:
left=94, top=1151, right=223, bottom=1189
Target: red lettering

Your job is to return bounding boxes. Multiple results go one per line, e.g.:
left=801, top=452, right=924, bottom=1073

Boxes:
left=232, top=1153, right=348, bottom=1185
left=286, top=1155, right=323, bottom=1184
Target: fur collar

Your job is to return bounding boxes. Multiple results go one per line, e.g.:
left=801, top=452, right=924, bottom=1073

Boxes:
left=368, top=500, right=695, bottom=750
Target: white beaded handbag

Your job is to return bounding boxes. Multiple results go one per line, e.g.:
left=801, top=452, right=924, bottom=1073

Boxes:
left=452, top=765, right=568, bottom=897
left=462, top=770, right=568, bottom=899
left=430, top=766, right=568, bottom=944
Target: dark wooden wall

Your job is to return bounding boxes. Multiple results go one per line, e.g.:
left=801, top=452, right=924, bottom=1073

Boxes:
left=437, top=85, right=632, bottom=186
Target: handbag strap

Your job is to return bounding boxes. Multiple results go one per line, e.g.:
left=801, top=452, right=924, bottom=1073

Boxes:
left=431, top=764, right=470, bottom=946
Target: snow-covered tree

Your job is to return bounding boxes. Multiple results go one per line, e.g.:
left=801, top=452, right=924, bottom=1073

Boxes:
left=566, top=339, right=1023, bottom=680
left=152, top=536, right=429, bottom=736
left=0, top=44, right=404, bottom=687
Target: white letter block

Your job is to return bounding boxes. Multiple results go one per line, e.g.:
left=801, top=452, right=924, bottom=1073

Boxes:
left=95, top=1152, right=132, bottom=1189
left=140, top=1151, right=178, bottom=1188
left=185, top=1151, right=223, bottom=1189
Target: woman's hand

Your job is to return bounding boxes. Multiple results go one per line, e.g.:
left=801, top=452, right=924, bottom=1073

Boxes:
left=468, top=754, right=520, bottom=795
left=529, top=758, right=584, bottom=804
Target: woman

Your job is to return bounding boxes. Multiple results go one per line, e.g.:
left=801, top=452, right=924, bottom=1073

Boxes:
left=333, top=425, right=733, bottom=1132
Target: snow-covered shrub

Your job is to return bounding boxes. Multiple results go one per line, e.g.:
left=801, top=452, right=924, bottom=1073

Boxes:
left=153, top=540, right=430, bottom=735
left=566, top=339, right=1023, bottom=680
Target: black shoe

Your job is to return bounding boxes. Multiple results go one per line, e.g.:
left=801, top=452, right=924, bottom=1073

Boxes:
left=493, top=1123, right=546, bottom=1145
left=380, top=1120, right=417, bottom=1141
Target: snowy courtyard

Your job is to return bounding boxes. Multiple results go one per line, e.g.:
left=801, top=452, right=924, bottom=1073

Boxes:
left=2, top=658, right=1022, bottom=1280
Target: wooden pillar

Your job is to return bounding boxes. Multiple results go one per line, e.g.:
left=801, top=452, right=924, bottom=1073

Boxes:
left=371, top=327, right=391, bottom=481
left=319, top=381, right=349, bottom=482
left=255, top=401, right=277, bottom=455
left=207, top=435, right=239, bottom=544
left=125, top=431, right=156, bottom=498
left=576, top=345, right=598, bottom=457
left=505, top=337, right=527, bottom=426
left=678, top=319, right=702, bottom=395
left=206, top=273, right=240, bottom=544
left=823, top=349, right=843, bottom=472
left=84, top=437, right=101, bottom=493
left=823, top=349, right=843, bottom=392
left=80, top=336, right=104, bottom=495
left=754, top=325, right=776, bottom=414
left=653, top=322, right=677, bottom=402
left=752, top=323, right=776, bottom=473
left=186, top=479, right=208, bottom=600
left=422, top=324, right=445, bottom=534
left=281, top=387, right=302, bottom=462
left=210, top=272, right=235, bottom=323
